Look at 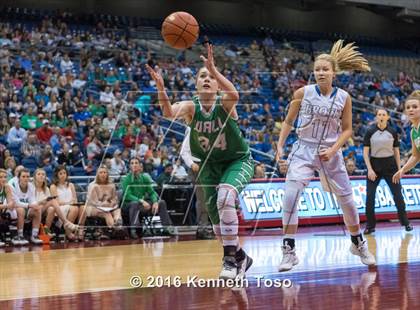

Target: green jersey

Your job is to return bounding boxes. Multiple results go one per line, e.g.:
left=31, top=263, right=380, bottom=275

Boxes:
left=412, top=125, right=420, bottom=153
left=189, top=96, right=249, bottom=163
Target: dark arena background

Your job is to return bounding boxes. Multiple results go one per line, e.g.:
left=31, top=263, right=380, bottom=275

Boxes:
left=0, top=0, right=420, bottom=309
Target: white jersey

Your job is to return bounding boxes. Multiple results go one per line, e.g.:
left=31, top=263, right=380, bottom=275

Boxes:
left=11, top=182, right=37, bottom=208
left=296, top=85, right=348, bottom=146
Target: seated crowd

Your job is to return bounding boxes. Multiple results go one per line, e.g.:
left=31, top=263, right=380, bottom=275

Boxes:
left=0, top=159, right=178, bottom=246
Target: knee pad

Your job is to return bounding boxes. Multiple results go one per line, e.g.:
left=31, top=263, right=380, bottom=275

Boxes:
left=282, top=180, right=305, bottom=226
left=217, top=185, right=239, bottom=245
left=337, top=194, right=359, bottom=226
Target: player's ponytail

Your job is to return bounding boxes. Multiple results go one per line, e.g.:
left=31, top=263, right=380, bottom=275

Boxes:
left=316, top=40, right=371, bottom=73
left=407, top=90, right=420, bottom=102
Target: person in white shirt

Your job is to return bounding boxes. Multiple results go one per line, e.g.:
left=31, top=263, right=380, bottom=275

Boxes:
left=60, top=54, right=73, bottom=73
left=33, top=168, right=78, bottom=238
left=180, top=127, right=214, bottom=239
left=172, top=157, right=188, bottom=179
left=110, top=150, right=127, bottom=176
left=10, top=168, right=43, bottom=245
left=50, top=166, right=82, bottom=241
left=7, top=119, right=27, bottom=146
left=99, top=86, right=116, bottom=105
left=102, top=110, right=118, bottom=131
left=8, top=165, right=25, bottom=189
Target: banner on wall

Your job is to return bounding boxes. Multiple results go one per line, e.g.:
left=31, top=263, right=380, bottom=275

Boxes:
left=239, top=177, right=420, bottom=221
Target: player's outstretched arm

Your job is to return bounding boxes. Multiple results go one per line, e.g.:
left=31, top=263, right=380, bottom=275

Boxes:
left=275, top=88, right=304, bottom=162
left=146, top=64, right=194, bottom=122
left=200, top=43, right=239, bottom=115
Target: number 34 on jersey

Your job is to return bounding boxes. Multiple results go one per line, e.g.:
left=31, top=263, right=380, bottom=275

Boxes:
left=198, top=133, right=227, bottom=152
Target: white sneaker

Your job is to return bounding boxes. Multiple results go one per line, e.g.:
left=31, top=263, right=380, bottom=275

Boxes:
left=237, top=252, right=253, bottom=279
left=12, top=236, right=29, bottom=246
left=350, top=240, right=376, bottom=266
left=279, top=245, right=299, bottom=272
left=64, top=221, right=79, bottom=232
left=0, top=240, right=5, bottom=247
left=219, top=256, right=238, bottom=280
left=30, top=236, right=44, bottom=245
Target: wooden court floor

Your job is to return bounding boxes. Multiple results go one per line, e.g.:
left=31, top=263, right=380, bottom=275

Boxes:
left=1, top=222, right=420, bottom=309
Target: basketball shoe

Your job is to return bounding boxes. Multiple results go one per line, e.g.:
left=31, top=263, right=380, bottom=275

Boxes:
left=278, top=244, right=299, bottom=272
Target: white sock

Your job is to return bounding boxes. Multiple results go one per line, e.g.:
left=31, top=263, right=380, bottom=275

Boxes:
left=32, top=228, right=39, bottom=238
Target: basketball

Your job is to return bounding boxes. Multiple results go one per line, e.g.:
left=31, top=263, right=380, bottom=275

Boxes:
left=161, top=11, right=199, bottom=49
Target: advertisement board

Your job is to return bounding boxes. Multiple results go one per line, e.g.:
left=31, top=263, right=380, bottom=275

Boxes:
left=239, top=176, right=420, bottom=227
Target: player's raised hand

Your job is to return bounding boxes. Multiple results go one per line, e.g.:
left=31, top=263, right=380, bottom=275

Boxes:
left=145, top=64, right=165, bottom=91
left=200, top=43, right=217, bottom=74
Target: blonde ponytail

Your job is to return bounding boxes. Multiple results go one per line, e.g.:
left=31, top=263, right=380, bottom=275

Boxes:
left=407, top=90, right=420, bottom=101
left=316, top=40, right=371, bottom=73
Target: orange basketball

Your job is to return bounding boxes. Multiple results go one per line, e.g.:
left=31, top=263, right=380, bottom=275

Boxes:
left=161, top=12, right=199, bottom=50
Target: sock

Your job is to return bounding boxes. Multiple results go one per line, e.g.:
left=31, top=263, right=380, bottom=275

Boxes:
left=235, top=248, right=246, bottom=261
left=32, top=228, right=39, bottom=238
left=222, top=236, right=239, bottom=247
left=223, top=245, right=237, bottom=257
left=18, top=229, right=24, bottom=237
left=351, top=233, right=364, bottom=246
left=283, top=238, right=295, bottom=249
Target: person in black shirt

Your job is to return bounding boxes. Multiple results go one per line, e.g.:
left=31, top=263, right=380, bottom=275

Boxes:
left=363, top=109, right=412, bottom=234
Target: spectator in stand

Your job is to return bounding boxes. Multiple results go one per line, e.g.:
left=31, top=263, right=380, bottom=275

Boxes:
left=51, top=108, right=68, bottom=128
left=102, top=110, right=118, bottom=132
left=4, top=158, right=17, bottom=180
left=172, top=157, right=188, bottom=179
left=21, top=106, right=41, bottom=130
left=89, top=100, right=106, bottom=118
left=73, top=103, right=92, bottom=126
left=38, top=144, right=56, bottom=169
left=345, top=159, right=363, bottom=176
left=99, top=86, right=116, bottom=105
left=86, top=136, right=104, bottom=161
left=57, top=139, right=71, bottom=163
left=0, top=117, right=11, bottom=137
left=122, top=126, right=136, bottom=148
left=36, top=119, right=54, bottom=144
left=7, top=119, right=27, bottom=147
left=254, top=163, right=266, bottom=178
left=60, top=54, right=74, bottom=73
left=156, top=163, right=173, bottom=193
left=109, top=149, right=127, bottom=176
left=83, top=128, right=96, bottom=148
left=60, top=120, right=76, bottom=140
left=68, top=143, right=85, bottom=168
left=21, top=132, right=42, bottom=159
